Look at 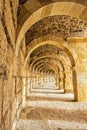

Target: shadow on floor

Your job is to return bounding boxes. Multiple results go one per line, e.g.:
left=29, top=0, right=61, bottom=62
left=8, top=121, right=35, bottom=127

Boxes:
left=26, top=94, right=74, bottom=102
left=19, top=106, right=87, bottom=124
left=30, top=90, right=65, bottom=94
left=32, top=87, right=58, bottom=90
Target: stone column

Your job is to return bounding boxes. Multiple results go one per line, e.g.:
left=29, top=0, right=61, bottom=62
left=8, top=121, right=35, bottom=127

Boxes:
left=64, top=69, right=73, bottom=93
left=52, top=74, right=55, bottom=82
left=46, top=74, right=48, bottom=82
left=34, top=74, right=37, bottom=88
left=27, top=77, right=31, bottom=95
left=57, top=75, right=60, bottom=89
left=29, top=71, right=32, bottom=91
left=35, top=74, right=38, bottom=88
left=49, top=73, right=51, bottom=82
left=41, top=73, right=44, bottom=83
left=22, top=77, right=26, bottom=106
left=72, top=67, right=78, bottom=101
left=43, top=73, right=46, bottom=82
left=38, top=74, right=41, bottom=86
left=30, top=76, right=32, bottom=91
left=59, top=72, right=64, bottom=90
left=63, top=72, right=66, bottom=93
left=76, top=51, right=87, bottom=101
left=26, top=69, right=29, bottom=96
left=68, top=39, right=87, bottom=101
left=55, top=73, right=60, bottom=89
left=21, top=66, right=27, bottom=106
left=40, top=73, right=43, bottom=84
left=31, top=71, right=35, bottom=89
left=0, top=78, right=3, bottom=129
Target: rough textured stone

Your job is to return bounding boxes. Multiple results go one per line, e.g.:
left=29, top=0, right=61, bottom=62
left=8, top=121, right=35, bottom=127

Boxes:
left=18, top=0, right=87, bottom=27
left=15, top=89, right=87, bottom=130
left=0, top=1, right=87, bottom=130
left=0, top=0, right=19, bottom=130
left=26, top=15, right=87, bottom=45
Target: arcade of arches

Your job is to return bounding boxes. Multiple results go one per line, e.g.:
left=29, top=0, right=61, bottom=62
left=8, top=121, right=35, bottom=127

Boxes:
left=0, top=0, right=87, bottom=130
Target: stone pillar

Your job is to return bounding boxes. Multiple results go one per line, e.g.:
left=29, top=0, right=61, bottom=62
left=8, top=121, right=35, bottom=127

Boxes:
left=28, top=71, right=32, bottom=91
left=63, top=72, right=66, bottom=93
left=20, top=63, right=27, bottom=106
left=40, top=73, right=43, bottom=84
left=35, top=74, right=38, bottom=88
left=76, top=54, right=87, bottom=101
left=46, top=74, right=49, bottom=82
left=72, top=67, right=78, bottom=101
left=63, top=67, right=73, bottom=93
left=78, top=43, right=87, bottom=101
left=30, top=77, right=32, bottom=91
left=45, top=73, right=47, bottom=82
left=31, top=71, right=35, bottom=89
left=41, top=73, right=44, bottom=83
left=59, top=72, right=64, bottom=90
left=27, top=77, right=31, bottom=95
left=22, top=77, right=26, bottom=106
left=55, top=73, right=60, bottom=89
left=38, top=75, right=41, bottom=86
left=26, top=69, right=29, bottom=96
left=0, top=78, right=3, bottom=129
left=34, top=75, right=36, bottom=88
left=68, top=39, right=87, bottom=101
left=49, top=73, right=51, bottom=82
left=43, top=73, right=46, bottom=82
left=52, top=74, right=55, bottom=82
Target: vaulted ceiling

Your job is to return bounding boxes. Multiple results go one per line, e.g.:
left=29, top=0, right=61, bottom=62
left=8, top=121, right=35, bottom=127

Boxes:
left=29, top=44, right=70, bottom=73
left=18, top=0, right=87, bottom=26
left=18, top=0, right=87, bottom=74
left=26, top=15, right=87, bottom=45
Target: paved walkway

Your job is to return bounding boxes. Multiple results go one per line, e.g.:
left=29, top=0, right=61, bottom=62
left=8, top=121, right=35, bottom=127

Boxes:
left=15, top=82, right=87, bottom=130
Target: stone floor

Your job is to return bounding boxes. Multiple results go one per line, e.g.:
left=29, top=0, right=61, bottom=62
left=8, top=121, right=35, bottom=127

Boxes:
left=15, top=82, right=87, bottom=130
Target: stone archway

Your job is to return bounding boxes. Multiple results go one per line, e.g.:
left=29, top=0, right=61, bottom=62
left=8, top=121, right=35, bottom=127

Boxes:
left=15, top=2, right=87, bottom=56
left=29, top=56, right=64, bottom=71
left=14, top=2, right=87, bottom=102
left=24, top=35, right=77, bottom=100
left=30, top=56, right=65, bottom=90
left=25, top=35, right=75, bottom=66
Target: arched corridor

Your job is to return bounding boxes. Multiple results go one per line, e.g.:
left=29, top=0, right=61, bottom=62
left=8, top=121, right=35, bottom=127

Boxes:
left=0, top=0, right=87, bottom=130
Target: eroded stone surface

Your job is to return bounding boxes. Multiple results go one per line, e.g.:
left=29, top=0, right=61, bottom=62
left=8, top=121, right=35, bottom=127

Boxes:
left=15, top=91, right=87, bottom=130
left=18, top=0, right=87, bottom=26
left=26, top=15, right=87, bottom=45
left=1, top=1, right=87, bottom=130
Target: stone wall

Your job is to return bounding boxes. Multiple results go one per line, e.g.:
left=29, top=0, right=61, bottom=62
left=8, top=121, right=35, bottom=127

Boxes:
left=0, top=0, right=19, bottom=130
left=0, top=1, right=87, bottom=130
left=68, top=38, right=87, bottom=101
